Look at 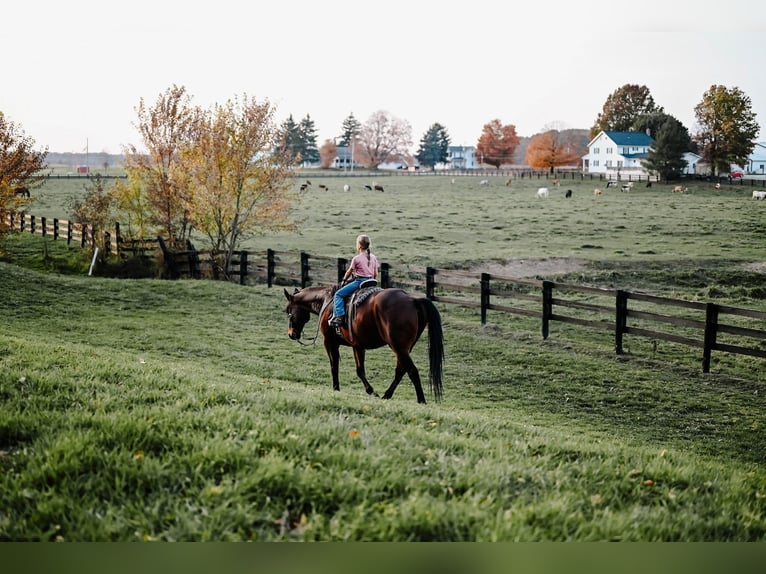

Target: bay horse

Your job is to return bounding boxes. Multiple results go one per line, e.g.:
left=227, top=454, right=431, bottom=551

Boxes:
left=283, top=285, right=444, bottom=404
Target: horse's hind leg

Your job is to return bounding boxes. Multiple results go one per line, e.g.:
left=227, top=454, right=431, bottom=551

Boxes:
left=353, top=348, right=379, bottom=397
left=382, top=353, right=426, bottom=404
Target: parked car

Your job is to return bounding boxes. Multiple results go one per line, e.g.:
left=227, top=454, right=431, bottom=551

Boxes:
left=730, top=169, right=744, bottom=178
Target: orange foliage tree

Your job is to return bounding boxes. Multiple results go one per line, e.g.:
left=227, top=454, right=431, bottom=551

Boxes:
left=475, top=119, right=519, bottom=168
left=525, top=130, right=582, bottom=173
left=319, top=139, right=337, bottom=169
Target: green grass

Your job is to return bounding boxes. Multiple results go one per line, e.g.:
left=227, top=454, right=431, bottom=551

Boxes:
left=1, top=173, right=765, bottom=541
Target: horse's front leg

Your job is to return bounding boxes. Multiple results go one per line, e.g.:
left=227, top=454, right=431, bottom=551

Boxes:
left=352, top=347, right=379, bottom=397
left=325, top=340, right=341, bottom=392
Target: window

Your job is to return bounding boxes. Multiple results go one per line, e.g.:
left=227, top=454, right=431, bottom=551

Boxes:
left=593, top=147, right=600, bottom=154
left=593, top=160, right=599, bottom=167
left=606, top=147, right=612, bottom=154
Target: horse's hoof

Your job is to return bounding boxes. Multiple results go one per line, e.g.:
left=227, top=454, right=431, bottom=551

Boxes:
left=381, top=393, right=392, bottom=400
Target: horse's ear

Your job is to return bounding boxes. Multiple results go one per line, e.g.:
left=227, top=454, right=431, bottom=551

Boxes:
left=283, top=288, right=293, bottom=301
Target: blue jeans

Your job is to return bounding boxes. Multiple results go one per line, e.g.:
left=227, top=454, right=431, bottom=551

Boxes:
left=333, top=277, right=370, bottom=317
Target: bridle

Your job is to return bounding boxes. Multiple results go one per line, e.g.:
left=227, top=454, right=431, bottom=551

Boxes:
left=290, top=296, right=332, bottom=346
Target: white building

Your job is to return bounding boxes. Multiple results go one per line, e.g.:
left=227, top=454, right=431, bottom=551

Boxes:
left=745, top=142, right=766, bottom=175
left=436, top=145, right=479, bottom=170
left=582, top=131, right=653, bottom=177
left=682, top=152, right=702, bottom=175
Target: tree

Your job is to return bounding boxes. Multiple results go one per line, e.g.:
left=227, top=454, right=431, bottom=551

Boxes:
left=120, top=84, right=200, bottom=246
left=641, top=115, right=692, bottom=181
left=319, top=139, right=338, bottom=169
left=475, top=119, right=519, bottom=168
left=277, top=114, right=302, bottom=166
left=693, top=84, right=760, bottom=177
left=68, top=174, right=116, bottom=263
left=415, top=123, right=450, bottom=169
left=525, top=129, right=581, bottom=172
left=590, top=84, right=663, bottom=139
left=298, top=114, right=319, bottom=166
left=178, top=94, right=297, bottom=278
left=338, top=113, right=361, bottom=147
left=0, top=112, right=48, bottom=228
left=356, top=110, right=413, bottom=169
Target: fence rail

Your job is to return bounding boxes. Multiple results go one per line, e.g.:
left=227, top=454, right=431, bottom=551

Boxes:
left=4, top=212, right=764, bottom=374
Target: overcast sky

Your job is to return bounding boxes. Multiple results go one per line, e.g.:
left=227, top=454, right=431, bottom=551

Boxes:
left=4, top=1, right=765, bottom=153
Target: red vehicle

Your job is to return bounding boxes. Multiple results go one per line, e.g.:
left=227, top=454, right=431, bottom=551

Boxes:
left=730, top=169, right=744, bottom=178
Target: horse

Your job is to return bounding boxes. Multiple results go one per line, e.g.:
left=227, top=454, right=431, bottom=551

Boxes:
left=283, top=285, right=444, bottom=404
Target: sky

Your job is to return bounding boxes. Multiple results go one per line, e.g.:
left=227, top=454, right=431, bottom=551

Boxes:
left=3, top=1, right=766, bottom=154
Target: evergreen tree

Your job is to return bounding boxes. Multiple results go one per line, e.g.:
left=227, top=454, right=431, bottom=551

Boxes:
left=415, top=123, right=451, bottom=169
left=338, top=113, right=361, bottom=147
left=278, top=114, right=302, bottom=165
left=641, top=116, right=692, bottom=181
left=298, top=114, right=319, bottom=165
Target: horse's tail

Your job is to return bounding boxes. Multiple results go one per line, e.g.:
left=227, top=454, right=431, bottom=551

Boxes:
left=417, top=297, right=444, bottom=402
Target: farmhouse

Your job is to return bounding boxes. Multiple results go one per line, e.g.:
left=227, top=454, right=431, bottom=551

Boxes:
left=436, top=145, right=480, bottom=170
left=745, top=141, right=766, bottom=175
left=582, top=130, right=653, bottom=177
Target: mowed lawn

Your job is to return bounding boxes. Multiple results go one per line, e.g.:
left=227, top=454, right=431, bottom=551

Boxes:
left=1, top=172, right=765, bottom=541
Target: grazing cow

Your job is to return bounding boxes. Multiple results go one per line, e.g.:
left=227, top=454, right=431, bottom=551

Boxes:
left=565, top=189, right=572, bottom=198
left=374, top=184, right=384, bottom=192
left=451, top=178, right=456, bottom=184
left=364, top=184, right=373, bottom=190
left=479, top=179, right=489, bottom=186
left=343, top=184, right=350, bottom=192
left=13, top=187, right=30, bottom=198
left=537, top=187, right=549, bottom=199
left=672, top=185, right=687, bottom=193
left=646, top=181, right=652, bottom=188
left=606, top=181, right=618, bottom=188
left=505, top=178, right=513, bottom=186
left=552, top=179, right=560, bottom=186
left=752, top=190, right=766, bottom=200
left=715, top=183, right=721, bottom=190
left=318, top=184, right=329, bottom=191
left=594, top=189, right=603, bottom=196
left=299, top=183, right=308, bottom=191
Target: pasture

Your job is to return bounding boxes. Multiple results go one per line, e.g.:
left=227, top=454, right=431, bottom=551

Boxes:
left=1, top=172, right=766, bottom=541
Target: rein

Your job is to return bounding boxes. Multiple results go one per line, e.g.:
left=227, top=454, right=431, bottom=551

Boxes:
left=294, top=296, right=332, bottom=346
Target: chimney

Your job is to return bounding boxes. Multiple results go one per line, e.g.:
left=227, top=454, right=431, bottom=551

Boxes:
left=646, top=128, right=651, bottom=137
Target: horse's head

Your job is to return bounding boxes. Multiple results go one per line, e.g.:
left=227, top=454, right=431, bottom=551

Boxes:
left=284, top=288, right=311, bottom=340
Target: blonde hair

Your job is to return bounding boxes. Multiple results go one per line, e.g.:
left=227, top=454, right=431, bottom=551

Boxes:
left=357, top=234, right=371, bottom=261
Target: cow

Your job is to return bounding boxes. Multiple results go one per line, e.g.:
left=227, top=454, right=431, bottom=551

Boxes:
left=672, top=185, right=687, bottom=193
left=537, top=187, right=549, bottom=199
left=594, top=189, right=603, bottom=196
left=565, top=189, right=572, bottom=198
left=752, top=190, right=766, bottom=200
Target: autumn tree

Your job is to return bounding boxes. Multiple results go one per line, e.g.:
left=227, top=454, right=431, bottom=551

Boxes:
left=356, top=110, right=413, bottom=168
left=590, top=84, right=663, bottom=139
left=319, top=139, right=338, bottom=169
left=68, top=174, right=116, bottom=263
left=0, top=112, right=48, bottom=231
left=693, top=84, right=760, bottom=176
left=415, top=123, right=450, bottom=169
left=525, top=129, right=581, bottom=172
left=119, top=84, right=200, bottom=246
left=338, top=113, right=361, bottom=147
left=475, top=119, right=520, bottom=168
left=178, top=94, right=296, bottom=278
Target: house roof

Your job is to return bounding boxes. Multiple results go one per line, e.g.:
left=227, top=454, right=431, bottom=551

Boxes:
left=603, top=131, right=654, bottom=146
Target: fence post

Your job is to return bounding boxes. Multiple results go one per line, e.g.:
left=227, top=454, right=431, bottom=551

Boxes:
left=300, top=251, right=310, bottom=287
left=480, top=272, right=490, bottom=326
left=337, top=257, right=348, bottom=284
left=41, top=217, right=46, bottom=237
left=30, top=215, right=36, bottom=234
left=53, top=218, right=59, bottom=241
left=239, top=251, right=248, bottom=285
left=542, top=280, right=553, bottom=339
left=381, top=262, right=390, bottom=289
left=104, top=231, right=111, bottom=254
left=67, top=220, right=73, bottom=245
left=81, top=225, right=88, bottom=248
left=426, top=267, right=436, bottom=300
left=702, top=302, right=719, bottom=373
left=267, top=248, right=275, bottom=287
left=615, top=290, right=628, bottom=355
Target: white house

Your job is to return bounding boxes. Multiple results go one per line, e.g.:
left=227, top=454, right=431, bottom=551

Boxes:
left=436, top=145, right=479, bottom=170
left=745, top=142, right=766, bottom=175
left=582, top=131, right=653, bottom=176
left=682, top=152, right=702, bottom=175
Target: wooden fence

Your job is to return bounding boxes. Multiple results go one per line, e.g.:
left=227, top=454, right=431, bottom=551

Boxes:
left=1, top=211, right=118, bottom=253
left=244, top=250, right=765, bottom=374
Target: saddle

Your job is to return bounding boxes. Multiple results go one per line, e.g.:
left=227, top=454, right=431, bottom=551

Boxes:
left=333, top=280, right=382, bottom=338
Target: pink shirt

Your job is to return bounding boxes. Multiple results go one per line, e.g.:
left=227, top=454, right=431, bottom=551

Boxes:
left=350, top=252, right=378, bottom=278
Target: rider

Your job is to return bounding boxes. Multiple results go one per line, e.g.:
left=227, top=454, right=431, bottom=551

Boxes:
left=329, top=234, right=379, bottom=327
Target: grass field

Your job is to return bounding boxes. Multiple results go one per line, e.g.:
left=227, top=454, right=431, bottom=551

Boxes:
left=1, top=172, right=765, bottom=541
